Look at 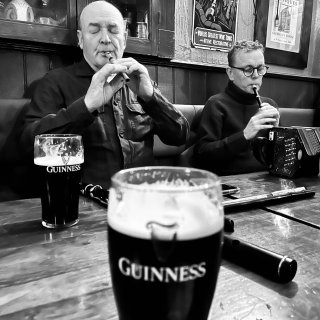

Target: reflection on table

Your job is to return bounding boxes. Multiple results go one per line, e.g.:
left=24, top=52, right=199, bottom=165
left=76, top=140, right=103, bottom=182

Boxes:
left=0, top=171, right=320, bottom=319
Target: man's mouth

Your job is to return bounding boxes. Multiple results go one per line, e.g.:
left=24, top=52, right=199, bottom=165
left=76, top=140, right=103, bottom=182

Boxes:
left=99, top=51, right=112, bottom=58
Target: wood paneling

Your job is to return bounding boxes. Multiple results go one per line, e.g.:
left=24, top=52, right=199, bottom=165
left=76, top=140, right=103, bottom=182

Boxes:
left=206, top=71, right=228, bottom=99
left=50, top=49, right=82, bottom=70
left=189, top=69, right=206, bottom=105
left=0, top=50, right=24, bottom=99
left=157, top=66, right=174, bottom=102
left=0, top=48, right=76, bottom=99
left=261, top=77, right=320, bottom=109
left=173, top=68, right=190, bottom=104
left=25, top=53, right=50, bottom=98
left=157, top=0, right=175, bottom=58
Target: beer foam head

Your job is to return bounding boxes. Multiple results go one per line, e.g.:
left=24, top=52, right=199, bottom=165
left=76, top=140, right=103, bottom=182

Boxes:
left=34, top=155, right=84, bottom=166
left=108, top=182, right=224, bottom=241
left=34, top=134, right=84, bottom=166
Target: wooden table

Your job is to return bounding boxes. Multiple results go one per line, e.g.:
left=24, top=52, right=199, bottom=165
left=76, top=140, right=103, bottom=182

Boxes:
left=1, top=171, right=320, bottom=319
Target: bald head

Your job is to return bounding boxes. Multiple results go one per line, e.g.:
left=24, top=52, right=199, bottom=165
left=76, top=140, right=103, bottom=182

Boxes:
left=77, top=0, right=127, bottom=71
left=79, top=1, right=125, bottom=32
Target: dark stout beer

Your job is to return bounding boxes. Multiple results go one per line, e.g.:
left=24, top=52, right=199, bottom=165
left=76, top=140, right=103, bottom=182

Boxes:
left=34, top=134, right=84, bottom=228
left=36, top=163, right=82, bottom=228
left=107, top=167, right=224, bottom=320
left=108, top=226, right=223, bottom=320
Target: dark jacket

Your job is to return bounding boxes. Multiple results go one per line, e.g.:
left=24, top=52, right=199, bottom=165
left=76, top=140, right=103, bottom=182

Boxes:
left=21, top=59, right=189, bottom=188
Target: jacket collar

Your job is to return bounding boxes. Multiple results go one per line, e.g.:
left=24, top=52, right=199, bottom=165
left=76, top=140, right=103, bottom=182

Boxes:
left=225, top=81, right=257, bottom=105
left=75, top=59, right=95, bottom=77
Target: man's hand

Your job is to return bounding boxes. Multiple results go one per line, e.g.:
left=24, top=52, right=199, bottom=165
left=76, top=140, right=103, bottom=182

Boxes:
left=243, top=103, right=280, bottom=140
left=84, top=63, right=128, bottom=113
left=114, top=57, right=154, bottom=102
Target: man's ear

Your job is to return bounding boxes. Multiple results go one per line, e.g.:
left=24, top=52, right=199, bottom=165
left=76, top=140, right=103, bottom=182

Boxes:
left=123, top=30, right=128, bottom=49
left=226, top=67, right=234, bottom=81
left=77, top=30, right=83, bottom=49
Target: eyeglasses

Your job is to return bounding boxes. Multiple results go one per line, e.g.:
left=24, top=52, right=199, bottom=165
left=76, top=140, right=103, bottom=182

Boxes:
left=230, top=65, right=269, bottom=77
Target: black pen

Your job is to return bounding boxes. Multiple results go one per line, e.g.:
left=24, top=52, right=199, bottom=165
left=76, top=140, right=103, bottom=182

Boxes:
left=223, top=235, right=297, bottom=283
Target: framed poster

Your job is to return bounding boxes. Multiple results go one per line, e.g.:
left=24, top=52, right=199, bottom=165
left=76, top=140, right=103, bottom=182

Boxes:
left=192, top=0, right=239, bottom=52
left=254, top=0, right=313, bottom=68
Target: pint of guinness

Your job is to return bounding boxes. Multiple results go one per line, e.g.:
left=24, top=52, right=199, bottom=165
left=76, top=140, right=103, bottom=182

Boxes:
left=107, top=167, right=224, bottom=320
left=34, top=134, right=84, bottom=228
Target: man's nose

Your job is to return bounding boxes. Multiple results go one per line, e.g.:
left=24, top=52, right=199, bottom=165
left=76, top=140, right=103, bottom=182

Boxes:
left=100, top=28, right=111, bottom=44
left=251, top=68, right=260, bottom=78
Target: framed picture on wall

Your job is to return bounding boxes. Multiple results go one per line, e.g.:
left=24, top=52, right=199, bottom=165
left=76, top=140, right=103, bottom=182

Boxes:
left=191, top=0, right=239, bottom=52
left=254, top=0, right=313, bottom=69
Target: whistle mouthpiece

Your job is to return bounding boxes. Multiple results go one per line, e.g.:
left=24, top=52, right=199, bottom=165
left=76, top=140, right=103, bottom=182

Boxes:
left=223, top=235, right=298, bottom=283
left=108, top=56, right=130, bottom=82
left=252, top=86, right=262, bottom=107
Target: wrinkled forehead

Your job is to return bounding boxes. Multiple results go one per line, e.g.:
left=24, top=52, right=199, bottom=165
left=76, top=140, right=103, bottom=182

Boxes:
left=80, top=2, right=124, bottom=30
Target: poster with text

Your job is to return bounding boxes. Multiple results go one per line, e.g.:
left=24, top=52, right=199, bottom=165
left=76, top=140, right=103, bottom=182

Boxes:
left=192, top=0, right=238, bottom=51
left=266, top=0, right=304, bottom=53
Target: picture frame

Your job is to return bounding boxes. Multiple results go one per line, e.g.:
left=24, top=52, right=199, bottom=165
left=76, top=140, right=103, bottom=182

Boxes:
left=254, top=0, right=313, bottom=69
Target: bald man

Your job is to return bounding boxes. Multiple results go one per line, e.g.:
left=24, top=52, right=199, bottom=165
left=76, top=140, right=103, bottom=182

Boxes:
left=21, top=1, right=189, bottom=189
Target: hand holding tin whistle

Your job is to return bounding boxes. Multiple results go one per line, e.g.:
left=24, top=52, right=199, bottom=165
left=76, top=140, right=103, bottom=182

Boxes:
left=84, top=60, right=128, bottom=113
left=108, top=56, right=130, bottom=83
left=111, top=57, right=154, bottom=102
left=243, top=105, right=280, bottom=140
left=84, top=56, right=154, bottom=112
left=242, top=86, right=280, bottom=140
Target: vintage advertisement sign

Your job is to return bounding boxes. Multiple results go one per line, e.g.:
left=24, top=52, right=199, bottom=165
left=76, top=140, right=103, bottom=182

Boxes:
left=266, top=0, right=304, bottom=53
left=192, top=0, right=238, bottom=51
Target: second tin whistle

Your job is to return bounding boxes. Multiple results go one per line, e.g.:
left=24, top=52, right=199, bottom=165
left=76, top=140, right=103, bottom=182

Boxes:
left=252, top=85, right=262, bottom=108
left=223, top=235, right=297, bottom=283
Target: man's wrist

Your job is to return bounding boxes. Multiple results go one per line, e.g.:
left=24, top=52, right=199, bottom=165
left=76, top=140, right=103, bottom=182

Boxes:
left=243, top=129, right=250, bottom=140
left=138, top=85, right=154, bottom=103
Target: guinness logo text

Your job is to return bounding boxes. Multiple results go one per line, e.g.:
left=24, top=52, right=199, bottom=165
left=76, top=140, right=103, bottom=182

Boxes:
left=46, top=165, right=81, bottom=173
left=118, top=257, right=206, bottom=282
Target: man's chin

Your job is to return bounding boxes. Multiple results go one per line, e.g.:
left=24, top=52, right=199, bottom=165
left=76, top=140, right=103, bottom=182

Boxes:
left=96, top=57, right=110, bottom=68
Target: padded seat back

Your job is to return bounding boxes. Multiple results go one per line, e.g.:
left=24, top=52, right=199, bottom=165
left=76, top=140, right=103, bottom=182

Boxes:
left=279, top=108, right=315, bottom=127
left=153, top=104, right=204, bottom=159
left=154, top=106, right=317, bottom=167
left=0, top=99, right=31, bottom=163
left=0, top=99, right=39, bottom=201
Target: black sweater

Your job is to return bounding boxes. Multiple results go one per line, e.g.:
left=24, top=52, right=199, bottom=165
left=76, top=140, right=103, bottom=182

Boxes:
left=194, top=81, right=278, bottom=175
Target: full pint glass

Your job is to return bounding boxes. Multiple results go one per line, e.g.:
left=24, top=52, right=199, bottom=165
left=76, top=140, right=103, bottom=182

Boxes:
left=107, top=167, right=224, bottom=320
left=34, top=134, right=84, bottom=228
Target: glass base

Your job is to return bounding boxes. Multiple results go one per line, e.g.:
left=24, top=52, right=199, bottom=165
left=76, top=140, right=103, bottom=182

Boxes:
left=42, top=219, right=79, bottom=229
